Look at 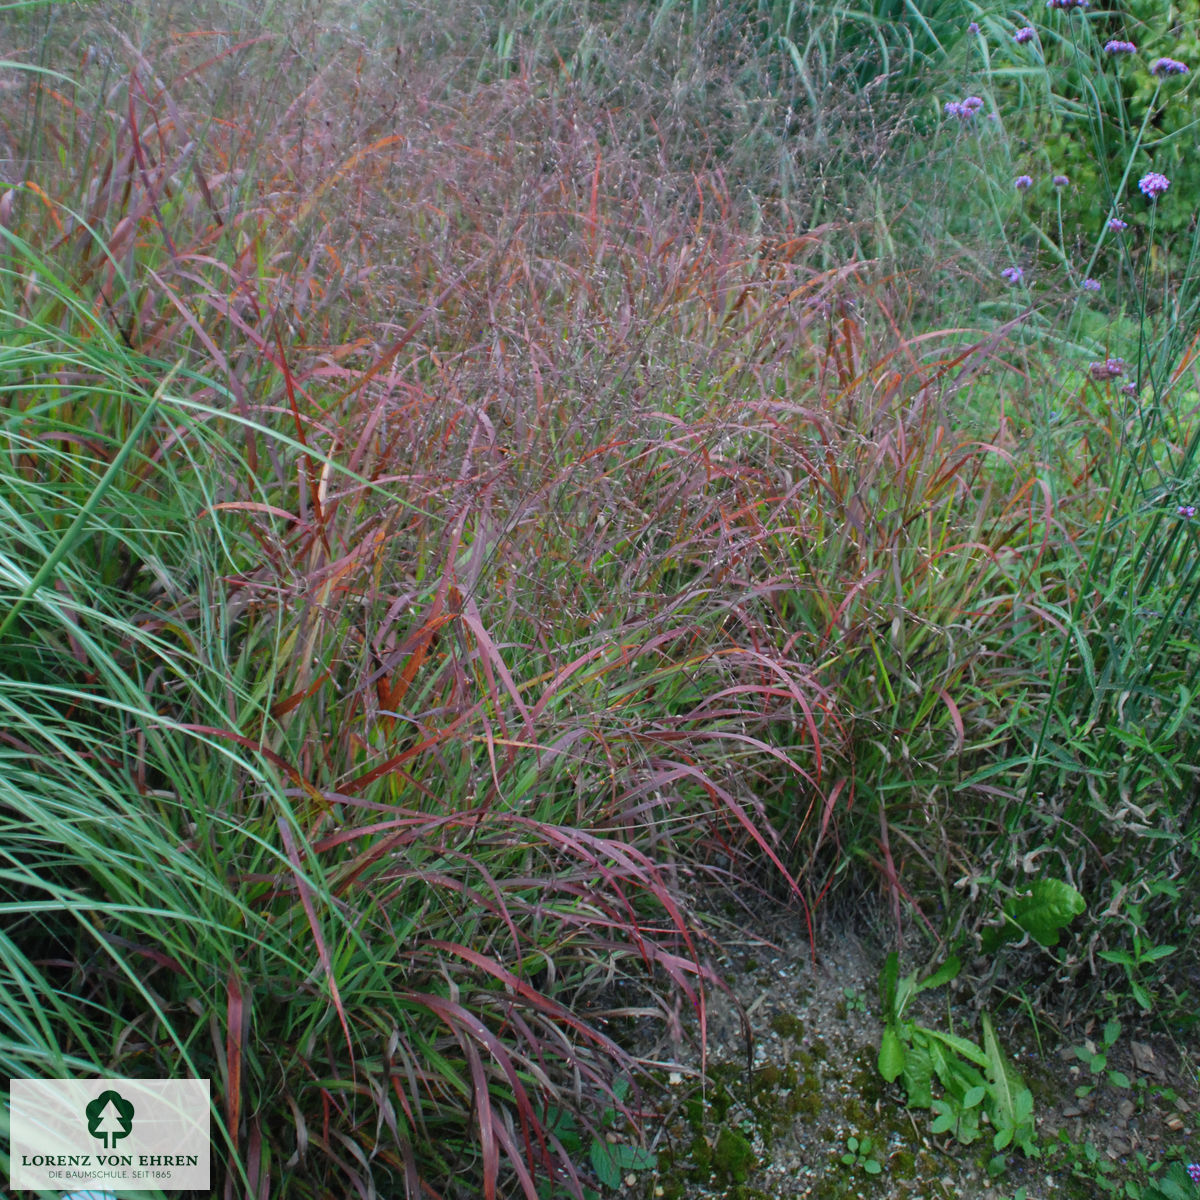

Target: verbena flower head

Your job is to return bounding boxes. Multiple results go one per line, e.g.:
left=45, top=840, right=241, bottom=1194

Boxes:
left=1046, top=0, right=1088, bottom=8
left=1107, top=217, right=1128, bottom=231
left=1089, top=357, right=1126, bottom=380
left=1001, top=266, right=1024, bottom=284
left=1186, top=1164, right=1200, bottom=1184
left=1015, top=174, right=1033, bottom=189
left=968, top=21, right=980, bottom=33
left=1121, top=382, right=1138, bottom=396
left=1151, top=57, right=1189, bottom=75
left=945, top=96, right=985, bottom=119
left=1014, top=26, right=1035, bottom=43
left=1178, top=505, right=1196, bottom=518
left=1082, top=278, right=1100, bottom=291
left=1104, top=40, right=1137, bottom=54
left=1053, top=174, right=1070, bottom=187
left=1139, top=171, right=1170, bottom=199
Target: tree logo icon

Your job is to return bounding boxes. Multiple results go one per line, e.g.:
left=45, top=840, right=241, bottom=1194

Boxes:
left=85, top=1089, right=135, bottom=1149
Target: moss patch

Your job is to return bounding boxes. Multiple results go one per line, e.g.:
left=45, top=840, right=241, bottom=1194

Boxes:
left=713, top=1126, right=755, bottom=1183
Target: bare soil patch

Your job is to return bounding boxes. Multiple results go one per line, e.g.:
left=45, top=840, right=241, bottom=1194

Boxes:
left=633, top=898, right=1199, bottom=1200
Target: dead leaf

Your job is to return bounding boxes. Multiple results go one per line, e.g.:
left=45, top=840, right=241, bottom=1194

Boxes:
left=1130, top=1040, right=1164, bottom=1079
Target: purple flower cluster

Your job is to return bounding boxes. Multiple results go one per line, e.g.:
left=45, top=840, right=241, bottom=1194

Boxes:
left=1139, top=172, right=1170, bottom=199
left=1104, top=40, right=1137, bottom=54
left=1082, top=278, right=1100, bottom=291
left=1178, top=505, right=1197, bottom=518
left=1053, top=174, right=1070, bottom=187
left=1089, top=358, right=1126, bottom=380
left=1014, top=26, right=1035, bottom=43
left=1151, top=57, right=1189, bottom=75
left=1121, top=382, right=1138, bottom=396
left=1001, top=266, right=1024, bottom=284
left=1046, top=0, right=1088, bottom=8
left=1107, top=217, right=1128, bottom=231
left=968, top=21, right=980, bottom=34
left=944, top=95, right=985, bottom=118
left=1015, top=174, right=1033, bottom=189
left=1186, top=1163, right=1200, bottom=1183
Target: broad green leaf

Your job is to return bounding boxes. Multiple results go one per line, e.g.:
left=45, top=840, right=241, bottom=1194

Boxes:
left=954, top=1103, right=982, bottom=1145
left=613, top=1144, right=655, bottom=1170
left=926, top=1036, right=949, bottom=1085
left=590, top=1140, right=621, bottom=1190
left=982, top=1013, right=1037, bottom=1156
left=895, top=967, right=920, bottom=1018
left=930, top=1099, right=956, bottom=1134
left=878, top=1025, right=906, bottom=1082
left=922, top=1027, right=990, bottom=1069
left=1155, top=1176, right=1192, bottom=1200
left=901, top=1043, right=933, bottom=1109
left=917, top=956, right=962, bottom=993
left=982, top=1013, right=1015, bottom=1125
left=1139, top=945, right=1176, bottom=962
left=1003, top=878, right=1086, bottom=947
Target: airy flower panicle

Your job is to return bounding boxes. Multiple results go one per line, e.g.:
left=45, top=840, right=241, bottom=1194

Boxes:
left=1014, top=26, right=1035, bottom=43
left=1104, top=40, right=1137, bottom=54
left=1107, top=217, right=1128, bottom=231
left=1150, top=57, right=1189, bottom=75
left=1139, top=172, right=1170, bottom=199
left=1015, top=174, right=1033, bottom=189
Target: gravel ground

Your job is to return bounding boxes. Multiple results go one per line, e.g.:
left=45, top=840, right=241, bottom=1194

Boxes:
left=627, top=898, right=1200, bottom=1200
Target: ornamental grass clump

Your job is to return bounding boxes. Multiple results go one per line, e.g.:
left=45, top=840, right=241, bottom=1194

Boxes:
left=0, top=4, right=880, bottom=1195
left=0, top=11, right=758, bottom=1200
left=4, top=7, right=1200, bottom=1199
